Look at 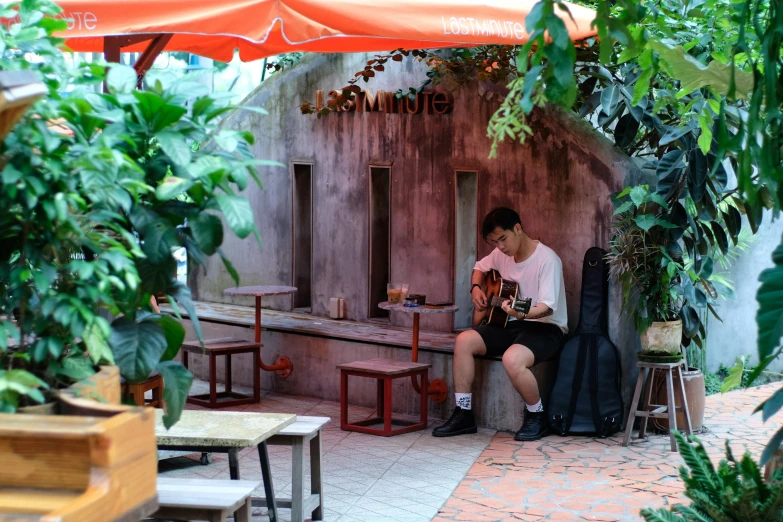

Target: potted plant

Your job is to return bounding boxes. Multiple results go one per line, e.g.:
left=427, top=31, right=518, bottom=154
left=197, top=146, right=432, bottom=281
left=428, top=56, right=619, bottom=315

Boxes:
left=0, top=0, right=277, bottom=427
left=607, top=184, right=736, bottom=430
left=608, top=185, right=689, bottom=359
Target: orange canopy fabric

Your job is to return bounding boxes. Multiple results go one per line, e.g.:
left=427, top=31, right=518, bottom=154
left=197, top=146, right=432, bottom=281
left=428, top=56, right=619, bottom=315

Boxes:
left=54, top=0, right=597, bottom=62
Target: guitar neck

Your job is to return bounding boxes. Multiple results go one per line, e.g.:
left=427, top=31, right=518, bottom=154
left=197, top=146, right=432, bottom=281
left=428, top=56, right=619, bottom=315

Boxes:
left=489, top=296, right=508, bottom=307
left=489, top=295, right=531, bottom=314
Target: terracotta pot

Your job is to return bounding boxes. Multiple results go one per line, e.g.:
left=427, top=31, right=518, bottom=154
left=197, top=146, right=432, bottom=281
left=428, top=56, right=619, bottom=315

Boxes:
left=640, top=320, right=683, bottom=355
left=650, top=366, right=705, bottom=432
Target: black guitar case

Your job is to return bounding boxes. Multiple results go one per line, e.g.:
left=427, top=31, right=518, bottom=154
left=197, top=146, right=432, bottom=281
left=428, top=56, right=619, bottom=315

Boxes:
left=547, top=247, right=624, bottom=437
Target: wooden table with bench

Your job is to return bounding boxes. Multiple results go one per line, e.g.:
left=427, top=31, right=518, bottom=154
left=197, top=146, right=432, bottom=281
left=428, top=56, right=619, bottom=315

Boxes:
left=338, top=302, right=457, bottom=436
left=182, top=286, right=296, bottom=409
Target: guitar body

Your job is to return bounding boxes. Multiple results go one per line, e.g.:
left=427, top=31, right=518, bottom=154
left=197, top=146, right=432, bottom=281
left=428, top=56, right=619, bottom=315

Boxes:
left=472, top=269, right=530, bottom=327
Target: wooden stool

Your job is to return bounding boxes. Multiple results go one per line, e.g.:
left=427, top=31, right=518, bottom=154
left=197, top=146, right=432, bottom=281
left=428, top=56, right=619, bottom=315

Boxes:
left=182, top=337, right=262, bottom=408
left=123, top=374, right=163, bottom=408
left=338, top=358, right=430, bottom=437
left=623, top=360, right=693, bottom=451
left=153, top=478, right=259, bottom=522
left=253, top=416, right=329, bottom=522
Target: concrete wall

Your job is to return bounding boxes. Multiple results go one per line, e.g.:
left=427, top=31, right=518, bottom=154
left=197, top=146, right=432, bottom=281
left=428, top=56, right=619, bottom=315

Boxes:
left=196, top=53, right=641, bottom=328
left=191, top=52, right=651, bottom=418
left=705, top=214, right=783, bottom=372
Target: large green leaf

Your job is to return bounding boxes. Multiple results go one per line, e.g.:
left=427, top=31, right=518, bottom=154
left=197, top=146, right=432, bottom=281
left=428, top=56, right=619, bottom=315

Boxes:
left=600, top=86, right=621, bottom=115
left=687, top=149, right=708, bottom=203
left=167, top=281, right=203, bottom=343
left=189, top=213, right=223, bottom=256
left=761, top=425, right=783, bottom=466
left=629, top=186, right=647, bottom=207
left=757, top=235, right=783, bottom=361
left=680, top=304, right=700, bottom=338
left=723, top=206, right=742, bottom=245
left=156, top=177, right=194, bottom=201
left=614, top=113, right=640, bottom=149
left=137, top=258, right=177, bottom=294
left=58, top=356, right=96, bottom=381
left=649, top=40, right=754, bottom=100
left=215, top=194, right=255, bottom=239
left=721, top=357, right=745, bottom=393
left=109, top=317, right=167, bottom=382
left=157, top=131, right=192, bottom=166
left=156, top=361, right=193, bottom=429
left=133, top=91, right=187, bottom=133
left=142, top=220, right=179, bottom=264
left=656, top=150, right=686, bottom=180
left=157, top=315, right=186, bottom=362
left=757, top=386, right=783, bottom=422
left=219, top=248, right=240, bottom=286
left=635, top=214, right=657, bottom=231
left=106, top=64, right=138, bottom=93
left=699, top=257, right=714, bottom=279
left=82, top=320, right=115, bottom=365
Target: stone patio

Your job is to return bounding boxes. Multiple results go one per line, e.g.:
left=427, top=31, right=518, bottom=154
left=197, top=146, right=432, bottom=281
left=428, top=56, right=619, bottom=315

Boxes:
left=156, top=380, right=782, bottom=522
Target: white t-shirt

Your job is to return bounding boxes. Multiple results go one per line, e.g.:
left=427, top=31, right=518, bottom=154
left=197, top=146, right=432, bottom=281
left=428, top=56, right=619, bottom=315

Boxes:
left=474, top=242, right=568, bottom=334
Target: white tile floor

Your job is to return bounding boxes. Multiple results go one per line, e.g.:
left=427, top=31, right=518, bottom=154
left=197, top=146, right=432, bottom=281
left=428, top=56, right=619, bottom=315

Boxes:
left=156, top=380, right=495, bottom=522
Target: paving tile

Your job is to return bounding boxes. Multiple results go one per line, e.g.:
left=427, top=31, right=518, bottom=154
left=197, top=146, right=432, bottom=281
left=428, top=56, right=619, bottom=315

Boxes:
left=164, top=379, right=781, bottom=522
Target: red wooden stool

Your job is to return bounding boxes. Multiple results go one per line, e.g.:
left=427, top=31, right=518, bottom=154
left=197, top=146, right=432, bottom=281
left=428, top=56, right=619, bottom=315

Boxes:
left=122, top=374, right=164, bottom=408
left=182, top=337, right=262, bottom=408
left=338, top=358, right=431, bottom=436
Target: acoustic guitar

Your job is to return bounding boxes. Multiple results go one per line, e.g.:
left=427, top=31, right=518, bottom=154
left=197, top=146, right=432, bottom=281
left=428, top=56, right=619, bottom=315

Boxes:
left=472, top=269, right=532, bottom=327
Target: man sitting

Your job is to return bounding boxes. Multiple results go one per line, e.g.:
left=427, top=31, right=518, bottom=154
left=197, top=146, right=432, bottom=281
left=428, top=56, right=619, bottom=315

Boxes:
left=433, top=207, right=568, bottom=441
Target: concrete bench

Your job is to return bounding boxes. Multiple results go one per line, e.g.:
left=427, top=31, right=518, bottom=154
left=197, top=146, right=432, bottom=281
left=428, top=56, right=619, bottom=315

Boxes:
left=152, top=478, right=259, bottom=522
left=252, top=416, right=329, bottom=522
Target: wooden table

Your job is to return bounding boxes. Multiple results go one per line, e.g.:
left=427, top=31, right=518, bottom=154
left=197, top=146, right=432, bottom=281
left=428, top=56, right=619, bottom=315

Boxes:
left=378, top=301, right=458, bottom=403
left=155, top=410, right=296, bottom=522
left=224, top=285, right=297, bottom=378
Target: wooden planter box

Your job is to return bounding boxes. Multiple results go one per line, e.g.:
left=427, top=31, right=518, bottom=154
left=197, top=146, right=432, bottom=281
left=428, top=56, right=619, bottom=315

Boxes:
left=0, top=366, right=159, bottom=521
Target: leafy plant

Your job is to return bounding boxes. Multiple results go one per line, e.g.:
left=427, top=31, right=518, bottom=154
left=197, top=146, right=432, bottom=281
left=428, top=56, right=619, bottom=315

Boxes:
left=606, top=184, right=729, bottom=346
left=0, top=0, right=278, bottom=427
left=641, top=431, right=783, bottom=521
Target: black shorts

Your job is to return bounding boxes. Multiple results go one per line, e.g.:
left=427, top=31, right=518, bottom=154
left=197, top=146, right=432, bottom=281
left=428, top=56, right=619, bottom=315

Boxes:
left=474, top=320, right=564, bottom=363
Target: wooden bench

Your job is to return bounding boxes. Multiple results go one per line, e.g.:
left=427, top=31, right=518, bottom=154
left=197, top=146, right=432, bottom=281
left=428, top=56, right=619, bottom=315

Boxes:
left=338, top=358, right=430, bottom=436
left=152, top=478, right=259, bottom=522
left=253, top=416, right=329, bottom=522
left=181, top=337, right=262, bottom=408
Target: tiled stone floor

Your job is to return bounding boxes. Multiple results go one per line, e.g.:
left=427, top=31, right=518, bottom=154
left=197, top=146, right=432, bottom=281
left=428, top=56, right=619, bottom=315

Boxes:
left=434, top=382, right=783, bottom=522
left=156, top=380, right=496, bottom=522
left=157, top=380, right=782, bottom=522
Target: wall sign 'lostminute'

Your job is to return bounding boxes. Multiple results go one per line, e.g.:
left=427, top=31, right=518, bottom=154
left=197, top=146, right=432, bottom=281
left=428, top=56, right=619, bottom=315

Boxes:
left=313, top=89, right=454, bottom=115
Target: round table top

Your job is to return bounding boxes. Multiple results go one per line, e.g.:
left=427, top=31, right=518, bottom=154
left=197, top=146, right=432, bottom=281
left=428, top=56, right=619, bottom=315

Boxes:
left=223, top=285, right=297, bottom=297
left=378, top=301, right=459, bottom=314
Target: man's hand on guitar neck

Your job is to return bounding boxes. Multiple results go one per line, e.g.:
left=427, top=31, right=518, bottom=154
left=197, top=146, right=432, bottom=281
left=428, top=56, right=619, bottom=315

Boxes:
left=501, top=299, right=553, bottom=320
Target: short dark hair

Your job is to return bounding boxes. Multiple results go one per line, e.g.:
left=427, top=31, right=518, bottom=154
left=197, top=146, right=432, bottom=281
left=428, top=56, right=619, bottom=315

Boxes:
left=482, top=207, right=522, bottom=239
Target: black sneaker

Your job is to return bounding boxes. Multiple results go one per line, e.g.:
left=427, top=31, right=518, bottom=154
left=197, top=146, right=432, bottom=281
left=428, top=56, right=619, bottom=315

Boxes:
left=432, top=407, right=478, bottom=437
left=514, top=411, right=550, bottom=441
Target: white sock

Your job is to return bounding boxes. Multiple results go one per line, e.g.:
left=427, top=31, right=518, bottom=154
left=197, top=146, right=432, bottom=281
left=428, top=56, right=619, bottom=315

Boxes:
left=455, top=393, right=472, bottom=410
left=526, top=399, right=543, bottom=413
